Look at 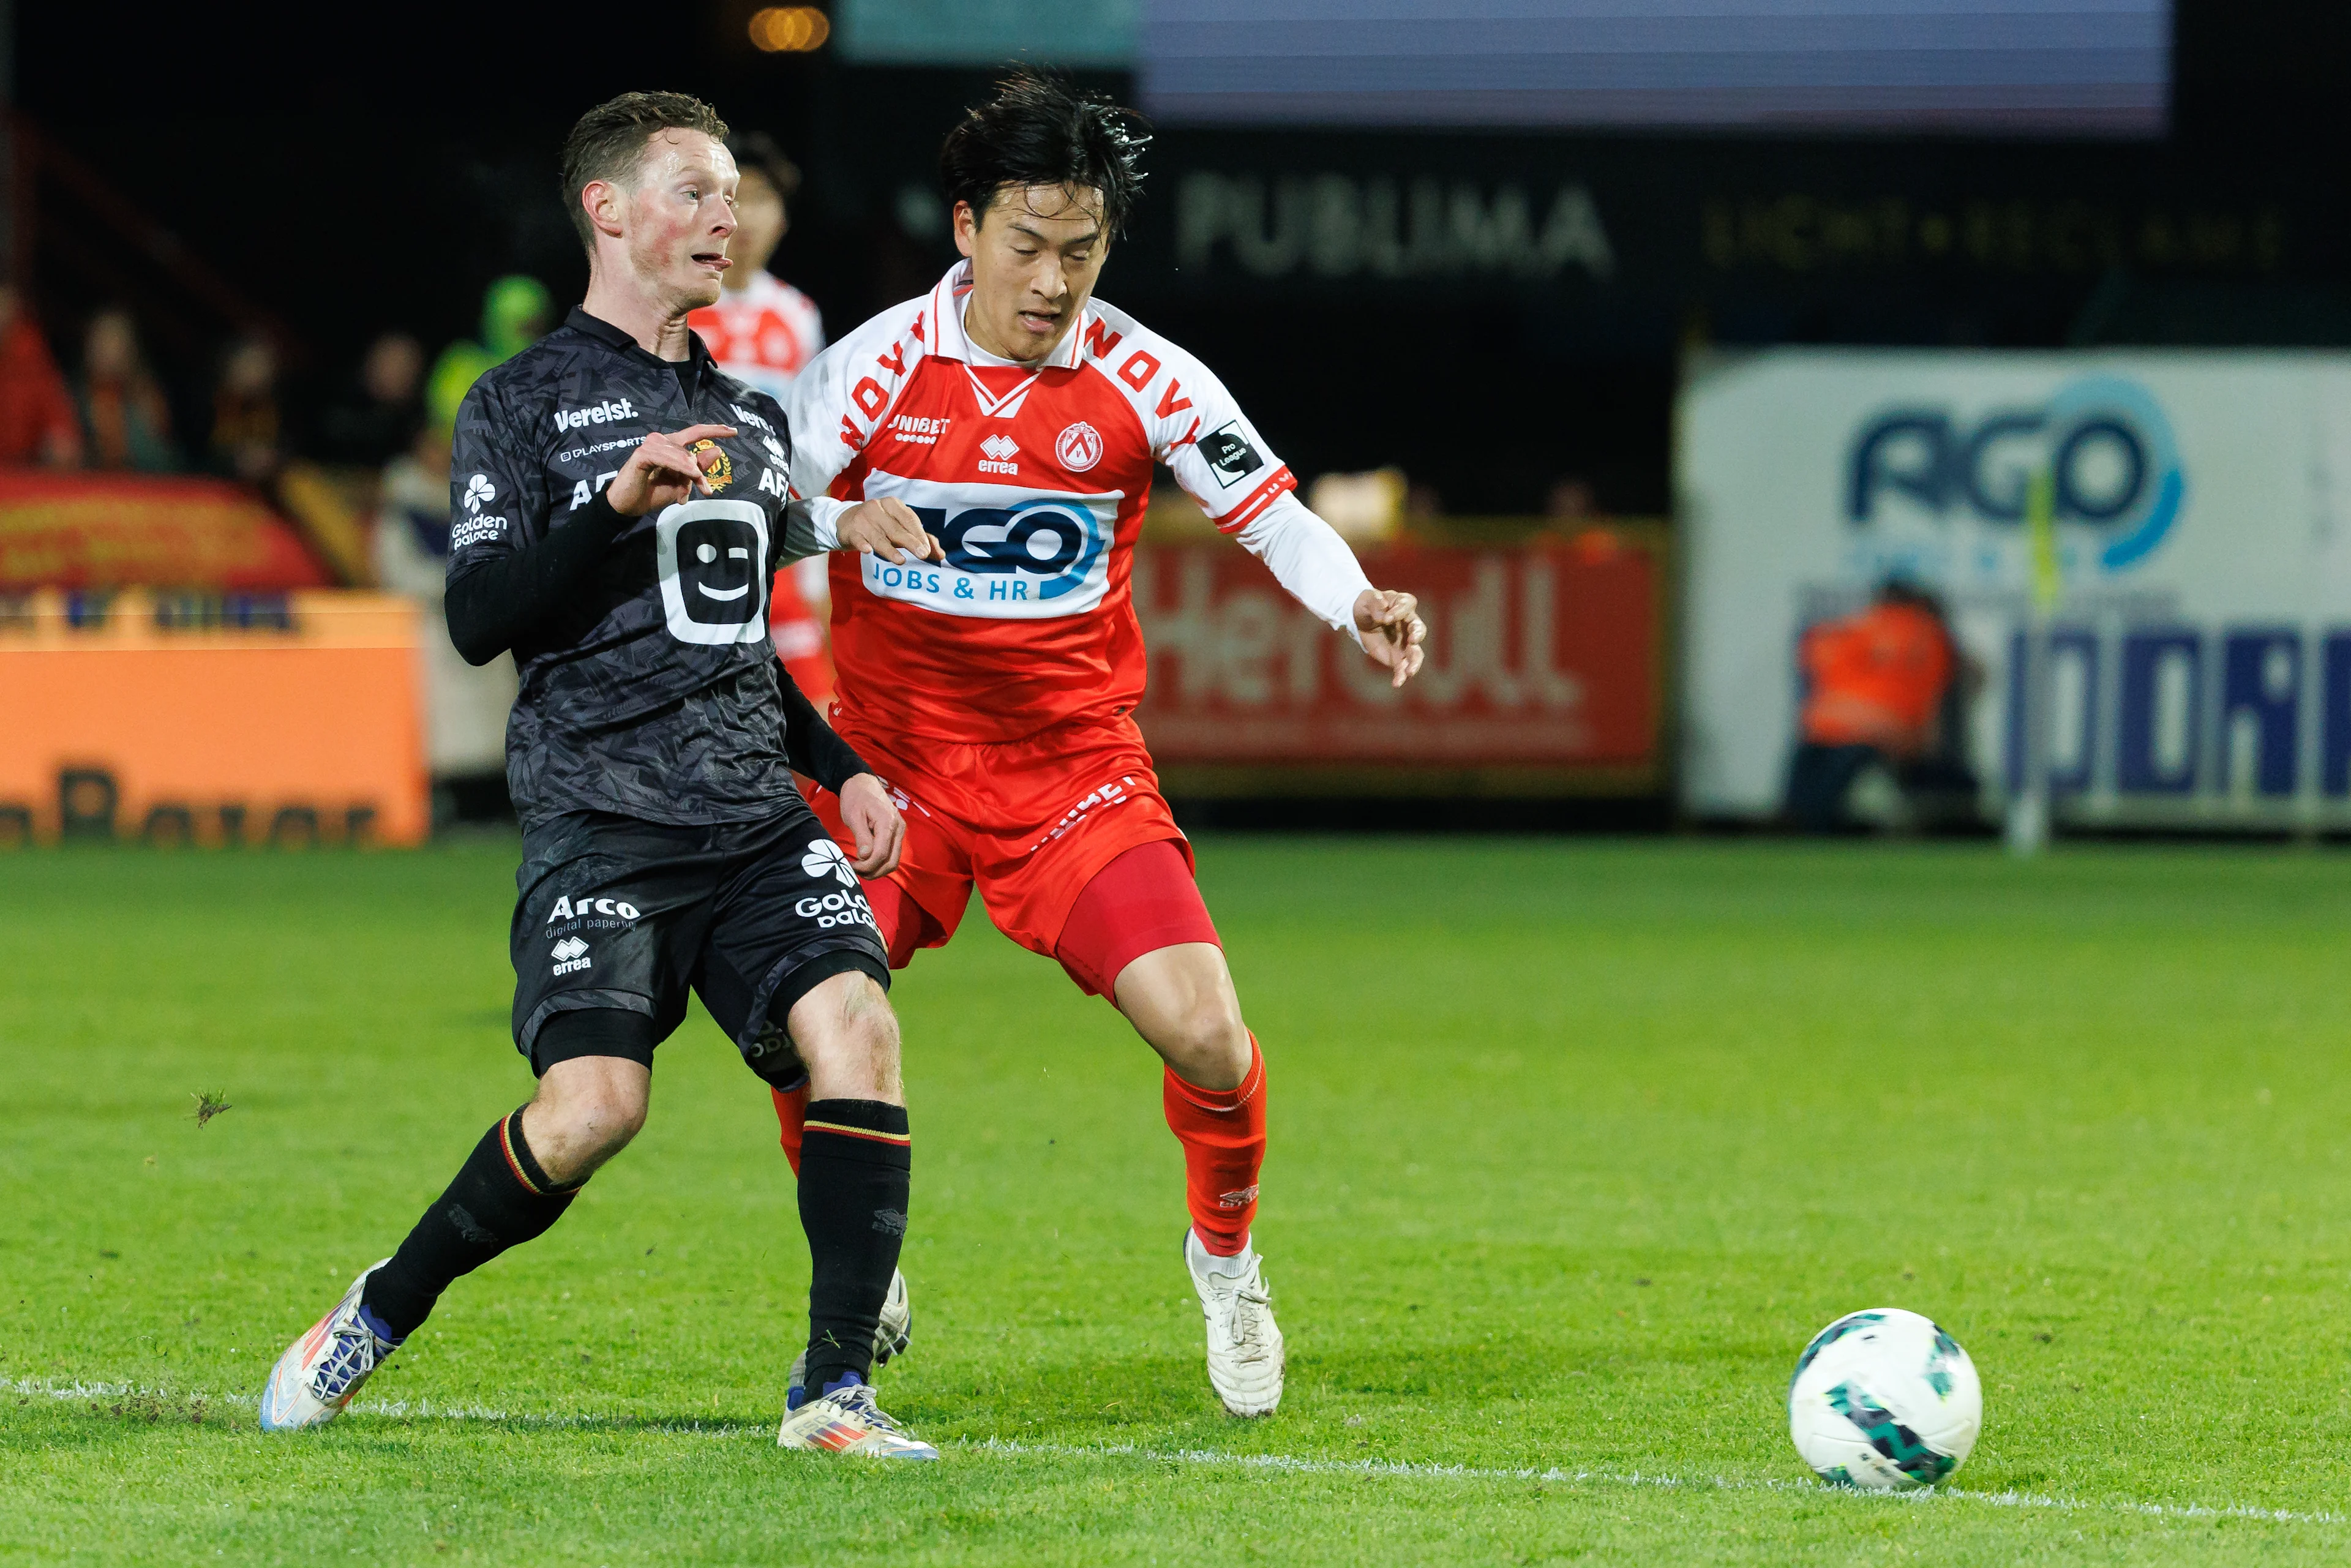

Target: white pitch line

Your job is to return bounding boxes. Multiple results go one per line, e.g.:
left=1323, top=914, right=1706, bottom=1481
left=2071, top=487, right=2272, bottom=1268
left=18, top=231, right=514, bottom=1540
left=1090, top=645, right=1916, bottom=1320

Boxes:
left=10, top=1376, right=2339, bottom=1529
left=967, top=1437, right=2345, bottom=1528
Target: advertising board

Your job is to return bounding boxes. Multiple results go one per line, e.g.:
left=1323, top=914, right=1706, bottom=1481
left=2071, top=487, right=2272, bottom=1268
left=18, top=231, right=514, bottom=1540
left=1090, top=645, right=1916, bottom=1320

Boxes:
left=0, top=473, right=331, bottom=590
left=0, top=589, right=428, bottom=846
left=1132, top=533, right=1662, bottom=794
left=1678, top=349, right=2351, bottom=827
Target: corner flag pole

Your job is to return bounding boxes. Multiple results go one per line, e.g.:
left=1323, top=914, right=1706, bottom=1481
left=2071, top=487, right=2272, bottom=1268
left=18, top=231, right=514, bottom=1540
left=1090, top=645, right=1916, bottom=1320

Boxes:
left=2007, top=468, right=2063, bottom=858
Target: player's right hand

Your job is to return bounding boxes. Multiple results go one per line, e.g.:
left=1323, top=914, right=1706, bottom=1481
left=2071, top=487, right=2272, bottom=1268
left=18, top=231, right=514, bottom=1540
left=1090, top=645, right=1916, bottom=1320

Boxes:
left=837, top=498, right=945, bottom=565
left=607, top=424, right=737, bottom=517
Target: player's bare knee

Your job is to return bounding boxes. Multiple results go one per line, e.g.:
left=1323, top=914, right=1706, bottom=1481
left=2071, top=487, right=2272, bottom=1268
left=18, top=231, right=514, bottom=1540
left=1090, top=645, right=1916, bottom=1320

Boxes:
left=524, top=1059, right=649, bottom=1179
left=1157, top=994, right=1251, bottom=1090
left=788, top=970, right=903, bottom=1103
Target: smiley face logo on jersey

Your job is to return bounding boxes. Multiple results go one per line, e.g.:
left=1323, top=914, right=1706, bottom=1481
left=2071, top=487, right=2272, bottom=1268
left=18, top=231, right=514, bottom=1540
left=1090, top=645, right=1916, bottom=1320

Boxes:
left=656, top=498, right=769, bottom=645
left=687, top=438, right=733, bottom=492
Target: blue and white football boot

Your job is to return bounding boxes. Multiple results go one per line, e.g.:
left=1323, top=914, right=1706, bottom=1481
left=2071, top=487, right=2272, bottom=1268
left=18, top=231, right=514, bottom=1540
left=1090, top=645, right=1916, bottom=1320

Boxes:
left=258, top=1260, right=402, bottom=1431
left=776, top=1375, right=939, bottom=1459
left=786, top=1266, right=911, bottom=1411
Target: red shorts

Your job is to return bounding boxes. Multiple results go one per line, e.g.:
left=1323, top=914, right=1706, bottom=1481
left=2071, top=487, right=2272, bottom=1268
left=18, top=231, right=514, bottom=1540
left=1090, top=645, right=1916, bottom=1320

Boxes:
left=807, top=713, right=1218, bottom=995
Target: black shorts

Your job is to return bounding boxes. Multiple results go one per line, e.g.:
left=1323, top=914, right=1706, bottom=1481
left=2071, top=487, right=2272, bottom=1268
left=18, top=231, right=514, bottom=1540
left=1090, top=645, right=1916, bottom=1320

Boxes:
left=509, top=801, right=890, bottom=1089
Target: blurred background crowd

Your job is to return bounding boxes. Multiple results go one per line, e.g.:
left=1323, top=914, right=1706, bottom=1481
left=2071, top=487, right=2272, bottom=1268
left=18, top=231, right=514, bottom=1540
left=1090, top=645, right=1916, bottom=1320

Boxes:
left=0, top=0, right=2344, bottom=842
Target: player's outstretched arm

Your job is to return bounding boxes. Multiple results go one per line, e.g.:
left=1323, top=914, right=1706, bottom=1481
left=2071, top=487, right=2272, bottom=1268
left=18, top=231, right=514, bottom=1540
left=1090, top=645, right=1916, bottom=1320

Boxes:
left=1354, top=588, right=1428, bottom=689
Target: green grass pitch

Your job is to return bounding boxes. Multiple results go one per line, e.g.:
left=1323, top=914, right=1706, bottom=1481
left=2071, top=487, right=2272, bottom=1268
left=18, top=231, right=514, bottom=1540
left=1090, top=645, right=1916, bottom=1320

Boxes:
left=6, top=836, right=2351, bottom=1563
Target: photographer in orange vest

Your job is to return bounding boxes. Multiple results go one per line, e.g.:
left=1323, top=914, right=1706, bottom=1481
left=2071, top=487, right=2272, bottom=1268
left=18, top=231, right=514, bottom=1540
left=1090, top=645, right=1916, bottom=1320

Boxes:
left=1786, top=579, right=1973, bottom=832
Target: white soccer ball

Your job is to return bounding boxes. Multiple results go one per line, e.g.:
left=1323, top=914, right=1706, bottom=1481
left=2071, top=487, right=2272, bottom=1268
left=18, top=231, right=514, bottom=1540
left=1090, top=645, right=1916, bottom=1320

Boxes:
left=1787, top=1307, right=1982, bottom=1490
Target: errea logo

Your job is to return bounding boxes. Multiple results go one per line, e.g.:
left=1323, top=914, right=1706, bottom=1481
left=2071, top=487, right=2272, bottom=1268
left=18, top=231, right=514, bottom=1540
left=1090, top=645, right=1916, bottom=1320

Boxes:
left=553, top=397, right=637, bottom=433
left=550, top=936, right=592, bottom=976
left=463, top=474, right=495, bottom=513
left=979, top=433, right=1020, bottom=476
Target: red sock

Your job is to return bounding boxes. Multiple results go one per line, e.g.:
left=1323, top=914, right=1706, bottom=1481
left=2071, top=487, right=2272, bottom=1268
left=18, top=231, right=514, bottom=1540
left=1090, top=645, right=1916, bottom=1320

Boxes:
left=1162, top=1034, right=1265, bottom=1256
left=772, top=1084, right=808, bottom=1177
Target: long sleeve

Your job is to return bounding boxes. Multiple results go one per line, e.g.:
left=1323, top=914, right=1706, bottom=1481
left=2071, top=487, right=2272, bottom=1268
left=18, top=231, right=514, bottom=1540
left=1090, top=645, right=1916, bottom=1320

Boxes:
left=1230, top=492, right=1374, bottom=647
left=444, top=490, right=632, bottom=666
left=776, top=659, right=871, bottom=793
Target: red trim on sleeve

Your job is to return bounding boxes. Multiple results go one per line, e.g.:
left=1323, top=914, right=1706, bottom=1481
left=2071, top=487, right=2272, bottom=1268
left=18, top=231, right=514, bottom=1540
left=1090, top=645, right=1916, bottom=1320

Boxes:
left=1213, top=466, right=1298, bottom=535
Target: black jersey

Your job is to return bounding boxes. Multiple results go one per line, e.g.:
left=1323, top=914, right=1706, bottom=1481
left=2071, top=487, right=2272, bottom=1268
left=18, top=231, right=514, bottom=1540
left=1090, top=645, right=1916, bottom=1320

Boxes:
left=448, top=307, right=822, bottom=828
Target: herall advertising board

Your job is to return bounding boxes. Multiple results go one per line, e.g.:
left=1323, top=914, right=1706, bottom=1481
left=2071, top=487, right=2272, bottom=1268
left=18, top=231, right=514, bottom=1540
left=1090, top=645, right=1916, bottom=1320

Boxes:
left=1131, top=534, right=1662, bottom=794
left=1678, top=348, right=2351, bottom=827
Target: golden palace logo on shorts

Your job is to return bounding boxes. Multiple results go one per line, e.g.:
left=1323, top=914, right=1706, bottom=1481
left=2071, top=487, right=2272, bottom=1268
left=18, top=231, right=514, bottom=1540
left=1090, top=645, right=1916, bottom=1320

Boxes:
left=689, top=438, right=733, bottom=491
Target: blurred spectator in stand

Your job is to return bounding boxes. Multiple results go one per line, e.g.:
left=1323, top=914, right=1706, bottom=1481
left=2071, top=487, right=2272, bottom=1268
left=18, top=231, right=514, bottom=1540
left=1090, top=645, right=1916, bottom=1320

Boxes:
left=688, top=133, right=831, bottom=700
left=1785, top=579, right=1979, bottom=833
left=318, top=331, right=426, bottom=469
left=1307, top=467, right=1406, bottom=542
left=0, top=285, right=82, bottom=467
left=373, top=420, right=517, bottom=816
left=1546, top=476, right=1599, bottom=522
left=427, top=276, right=550, bottom=433
left=209, top=335, right=285, bottom=482
left=75, top=309, right=180, bottom=471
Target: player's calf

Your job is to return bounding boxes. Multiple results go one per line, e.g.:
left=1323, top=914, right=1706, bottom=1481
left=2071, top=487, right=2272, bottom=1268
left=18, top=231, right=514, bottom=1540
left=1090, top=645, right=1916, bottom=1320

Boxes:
left=785, top=970, right=915, bottom=1400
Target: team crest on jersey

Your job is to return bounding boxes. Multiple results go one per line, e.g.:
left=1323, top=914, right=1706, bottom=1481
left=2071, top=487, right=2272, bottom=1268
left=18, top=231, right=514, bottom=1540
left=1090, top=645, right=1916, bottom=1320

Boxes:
left=688, top=438, right=733, bottom=492
left=1055, top=421, right=1104, bottom=473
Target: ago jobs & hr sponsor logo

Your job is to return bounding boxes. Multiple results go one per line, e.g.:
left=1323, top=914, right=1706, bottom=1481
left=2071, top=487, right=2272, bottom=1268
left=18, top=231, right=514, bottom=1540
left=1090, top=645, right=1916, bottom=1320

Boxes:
left=1837, top=378, right=2351, bottom=805
left=1846, top=376, right=2185, bottom=582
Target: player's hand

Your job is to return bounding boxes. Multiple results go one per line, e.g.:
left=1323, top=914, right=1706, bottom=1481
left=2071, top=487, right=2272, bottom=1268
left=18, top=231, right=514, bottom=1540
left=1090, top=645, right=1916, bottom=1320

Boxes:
left=837, top=498, right=945, bottom=565
left=836, top=773, right=906, bottom=878
left=1354, top=588, right=1427, bottom=688
left=607, top=424, right=737, bottom=517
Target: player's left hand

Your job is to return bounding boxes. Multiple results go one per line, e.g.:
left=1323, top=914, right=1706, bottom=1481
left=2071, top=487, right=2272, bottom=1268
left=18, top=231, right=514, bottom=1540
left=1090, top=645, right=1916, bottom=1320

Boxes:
left=837, top=773, right=906, bottom=877
left=1353, top=588, right=1427, bottom=688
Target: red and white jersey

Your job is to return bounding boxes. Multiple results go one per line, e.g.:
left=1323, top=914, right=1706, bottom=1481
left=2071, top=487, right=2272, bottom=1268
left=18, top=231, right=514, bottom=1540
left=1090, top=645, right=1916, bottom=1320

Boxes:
left=790, top=261, right=1298, bottom=745
left=688, top=271, right=824, bottom=404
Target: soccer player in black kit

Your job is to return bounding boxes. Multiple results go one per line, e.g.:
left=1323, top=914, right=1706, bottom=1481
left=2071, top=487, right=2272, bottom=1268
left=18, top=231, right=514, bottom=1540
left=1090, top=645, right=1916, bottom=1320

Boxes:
left=258, top=92, right=945, bottom=1458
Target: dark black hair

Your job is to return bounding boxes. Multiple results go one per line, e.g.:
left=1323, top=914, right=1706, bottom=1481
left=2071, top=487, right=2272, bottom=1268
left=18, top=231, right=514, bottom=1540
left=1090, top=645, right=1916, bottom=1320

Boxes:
left=938, top=71, right=1150, bottom=234
left=560, top=91, right=730, bottom=256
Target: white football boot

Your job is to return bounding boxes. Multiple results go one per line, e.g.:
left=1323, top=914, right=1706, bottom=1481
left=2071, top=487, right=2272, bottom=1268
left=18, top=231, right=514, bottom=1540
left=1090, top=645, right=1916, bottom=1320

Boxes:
left=776, top=1378, right=939, bottom=1459
left=786, top=1267, right=912, bottom=1410
left=258, top=1260, right=400, bottom=1431
left=1185, top=1229, right=1284, bottom=1416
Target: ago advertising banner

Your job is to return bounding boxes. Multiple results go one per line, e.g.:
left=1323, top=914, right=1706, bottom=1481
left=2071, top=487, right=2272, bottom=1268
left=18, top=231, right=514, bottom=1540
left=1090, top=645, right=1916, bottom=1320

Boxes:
left=1130, top=535, right=1663, bottom=793
left=1678, top=348, right=2351, bottom=827
left=0, top=590, right=429, bottom=846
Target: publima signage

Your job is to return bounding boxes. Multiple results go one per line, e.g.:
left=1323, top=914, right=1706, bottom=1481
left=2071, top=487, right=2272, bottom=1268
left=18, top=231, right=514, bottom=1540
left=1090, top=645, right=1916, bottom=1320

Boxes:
left=1677, top=350, right=2351, bottom=827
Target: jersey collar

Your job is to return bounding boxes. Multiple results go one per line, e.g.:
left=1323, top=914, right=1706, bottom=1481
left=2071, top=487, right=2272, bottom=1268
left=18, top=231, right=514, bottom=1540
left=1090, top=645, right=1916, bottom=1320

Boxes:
left=564, top=306, right=718, bottom=389
left=927, top=261, right=1088, bottom=372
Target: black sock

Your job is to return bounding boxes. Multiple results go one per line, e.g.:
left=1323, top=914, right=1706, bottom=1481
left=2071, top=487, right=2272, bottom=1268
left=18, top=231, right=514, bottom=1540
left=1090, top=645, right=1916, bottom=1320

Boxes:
left=798, top=1098, right=910, bottom=1394
left=359, top=1109, right=582, bottom=1342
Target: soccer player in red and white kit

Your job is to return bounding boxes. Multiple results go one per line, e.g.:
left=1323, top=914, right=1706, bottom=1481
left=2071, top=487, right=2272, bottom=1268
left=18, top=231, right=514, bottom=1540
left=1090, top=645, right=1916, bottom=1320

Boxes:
left=778, top=74, right=1427, bottom=1417
left=686, top=134, right=834, bottom=704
